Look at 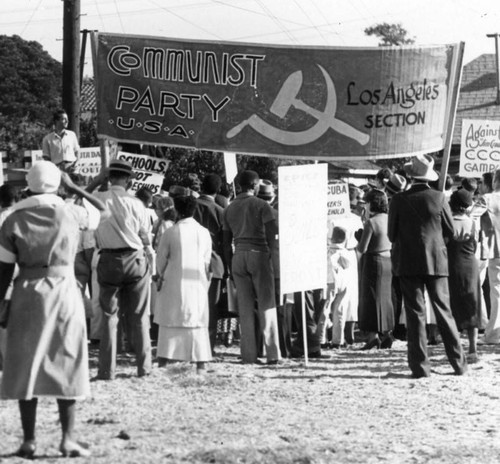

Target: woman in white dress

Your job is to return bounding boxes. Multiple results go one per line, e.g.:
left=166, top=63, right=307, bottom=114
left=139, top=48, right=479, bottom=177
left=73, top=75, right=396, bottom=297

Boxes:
left=0, top=162, right=104, bottom=458
left=154, top=195, right=212, bottom=373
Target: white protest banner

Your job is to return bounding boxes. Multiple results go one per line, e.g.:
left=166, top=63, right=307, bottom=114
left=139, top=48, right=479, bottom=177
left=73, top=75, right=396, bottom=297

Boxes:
left=459, top=119, right=500, bottom=177
left=223, top=152, right=238, bottom=183
left=278, top=163, right=328, bottom=294
left=115, top=151, right=169, bottom=194
left=74, top=147, right=102, bottom=183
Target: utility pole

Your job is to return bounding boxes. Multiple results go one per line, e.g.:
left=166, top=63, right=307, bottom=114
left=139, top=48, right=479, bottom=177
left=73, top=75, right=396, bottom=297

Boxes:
left=487, top=33, right=500, bottom=105
left=62, top=0, right=81, bottom=137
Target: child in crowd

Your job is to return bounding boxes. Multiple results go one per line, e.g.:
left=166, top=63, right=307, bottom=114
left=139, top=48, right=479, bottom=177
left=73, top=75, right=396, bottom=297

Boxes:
left=319, top=226, right=354, bottom=348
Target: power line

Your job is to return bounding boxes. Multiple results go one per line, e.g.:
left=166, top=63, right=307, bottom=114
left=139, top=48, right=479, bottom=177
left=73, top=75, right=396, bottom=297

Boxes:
left=146, top=0, right=224, bottom=40
left=113, top=0, right=125, bottom=33
left=93, top=0, right=106, bottom=31
left=292, top=0, right=329, bottom=45
left=254, top=0, right=297, bottom=43
left=20, top=0, right=44, bottom=36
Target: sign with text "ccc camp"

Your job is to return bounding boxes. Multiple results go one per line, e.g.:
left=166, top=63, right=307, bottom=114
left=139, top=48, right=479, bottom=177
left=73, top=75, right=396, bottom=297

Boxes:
left=93, top=32, right=462, bottom=160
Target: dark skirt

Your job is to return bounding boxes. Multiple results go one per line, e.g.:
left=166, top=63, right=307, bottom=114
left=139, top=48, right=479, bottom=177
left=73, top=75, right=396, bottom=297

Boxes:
left=358, top=253, right=394, bottom=333
left=447, top=238, right=480, bottom=330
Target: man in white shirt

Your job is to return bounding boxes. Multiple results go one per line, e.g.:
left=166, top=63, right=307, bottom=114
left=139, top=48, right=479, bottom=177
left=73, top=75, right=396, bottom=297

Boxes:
left=87, top=159, right=153, bottom=379
left=42, top=109, right=79, bottom=170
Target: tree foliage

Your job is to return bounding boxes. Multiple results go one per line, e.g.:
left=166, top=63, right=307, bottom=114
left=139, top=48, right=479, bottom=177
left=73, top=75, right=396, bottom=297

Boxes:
left=0, top=35, right=62, bottom=156
left=364, top=23, right=415, bottom=46
left=152, top=146, right=308, bottom=191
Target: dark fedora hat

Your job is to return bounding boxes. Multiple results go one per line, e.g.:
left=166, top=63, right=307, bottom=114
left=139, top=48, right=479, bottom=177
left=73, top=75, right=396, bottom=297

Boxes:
left=257, top=179, right=275, bottom=201
left=384, top=173, right=407, bottom=195
left=109, top=159, right=134, bottom=177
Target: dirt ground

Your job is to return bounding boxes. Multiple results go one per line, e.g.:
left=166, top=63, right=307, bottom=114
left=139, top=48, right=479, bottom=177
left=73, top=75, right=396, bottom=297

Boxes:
left=1, top=335, right=500, bottom=464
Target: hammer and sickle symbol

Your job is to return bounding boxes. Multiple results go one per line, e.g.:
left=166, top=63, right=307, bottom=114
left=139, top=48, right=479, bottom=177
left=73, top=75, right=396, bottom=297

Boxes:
left=226, top=64, right=370, bottom=146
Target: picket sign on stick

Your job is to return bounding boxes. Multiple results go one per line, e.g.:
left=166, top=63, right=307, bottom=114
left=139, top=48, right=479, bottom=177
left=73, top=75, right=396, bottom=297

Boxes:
left=223, top=152, right=238, bottom=184
left=279, top=163, right=328, bottom=367
left=301, top=291, right=308, bottom=367
left=438, top=42, right=465, bottom=191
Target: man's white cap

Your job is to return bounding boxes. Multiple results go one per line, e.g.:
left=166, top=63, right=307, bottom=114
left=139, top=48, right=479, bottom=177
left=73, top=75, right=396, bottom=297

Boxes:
left=26, top=161, right=61, bottom=194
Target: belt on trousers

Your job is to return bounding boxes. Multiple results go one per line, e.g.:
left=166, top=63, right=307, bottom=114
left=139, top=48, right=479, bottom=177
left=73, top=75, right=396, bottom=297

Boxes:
left=99, top=247, right=138, bottom=254
left=19, top=265, right=73, bottom=279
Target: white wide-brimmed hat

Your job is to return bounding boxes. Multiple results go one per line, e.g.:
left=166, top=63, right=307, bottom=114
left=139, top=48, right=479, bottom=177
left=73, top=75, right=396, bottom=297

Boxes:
left=404, top=155, right=438, bottom=182
left=26, top=161, right=61, bottom=194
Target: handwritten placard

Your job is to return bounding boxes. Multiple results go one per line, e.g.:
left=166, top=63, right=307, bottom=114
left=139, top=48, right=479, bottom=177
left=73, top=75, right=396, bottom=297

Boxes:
left=327, top=181, right=349, bottom=219
left=278, top=164, right=328, bottom=294
left=459, top=119, right=500, bottom=177
left=74, top=147, right=102, bottom=183
left=115, top=151, right=169, bottom=194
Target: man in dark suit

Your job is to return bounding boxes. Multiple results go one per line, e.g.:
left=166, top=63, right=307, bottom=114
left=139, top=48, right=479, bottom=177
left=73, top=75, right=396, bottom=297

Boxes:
left=388, top=154, right=467, bottom=378
left=193, top=174, right=226, bottom=353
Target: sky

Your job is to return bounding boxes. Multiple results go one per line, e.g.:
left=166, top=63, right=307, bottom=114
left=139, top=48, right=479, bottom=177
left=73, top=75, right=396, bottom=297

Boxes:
left=2, top=0, right=500, bottom=76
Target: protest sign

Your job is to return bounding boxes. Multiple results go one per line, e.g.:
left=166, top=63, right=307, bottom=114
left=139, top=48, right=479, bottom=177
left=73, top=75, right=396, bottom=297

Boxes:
left=30, top=150, right=44, bottom=166
left=223, top=152, right=238, bottom=183
left=327, top=181, right=350, bottom=238
left=115, top=151, right=169, bottom=194
left=92, top=32, right=462, bottom=160
left=459, top=119, right=500, bottom=177
left=74, top=147, right=102, bottom=183
left=278, top=163, right=327, bottom=294
left=327, top=181, right=349, bottom=219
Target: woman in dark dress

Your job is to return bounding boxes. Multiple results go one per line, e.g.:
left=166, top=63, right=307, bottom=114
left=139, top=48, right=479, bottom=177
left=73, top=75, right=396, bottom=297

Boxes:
left=447, top=189, right=480, bottom=363
left=357, top=189, right=394, bottom=349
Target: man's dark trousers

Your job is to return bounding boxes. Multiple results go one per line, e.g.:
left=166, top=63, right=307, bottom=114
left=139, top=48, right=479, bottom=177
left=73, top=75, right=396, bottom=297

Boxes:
left=400, top=275, right=467, bottom=378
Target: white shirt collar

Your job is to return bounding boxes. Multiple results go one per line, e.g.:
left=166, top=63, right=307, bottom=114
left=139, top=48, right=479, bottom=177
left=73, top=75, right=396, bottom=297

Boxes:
left=12, top=193, right=65, bottom=212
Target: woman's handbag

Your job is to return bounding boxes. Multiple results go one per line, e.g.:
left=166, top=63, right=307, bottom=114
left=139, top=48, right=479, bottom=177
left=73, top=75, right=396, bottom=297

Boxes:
left=0, top=299, right=10, bottom=328
left=226, top=278, right=238, bottom=315
left=480, top=211, right=493, bottom=260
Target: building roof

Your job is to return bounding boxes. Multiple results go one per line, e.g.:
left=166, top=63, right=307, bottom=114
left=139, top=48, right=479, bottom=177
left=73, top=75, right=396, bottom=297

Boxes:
left=453, top=53, right=500, bottom=145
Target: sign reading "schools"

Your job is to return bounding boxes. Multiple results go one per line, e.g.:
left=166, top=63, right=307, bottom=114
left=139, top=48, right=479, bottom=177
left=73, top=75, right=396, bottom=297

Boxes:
left=116, top=151, right=169, bottom=194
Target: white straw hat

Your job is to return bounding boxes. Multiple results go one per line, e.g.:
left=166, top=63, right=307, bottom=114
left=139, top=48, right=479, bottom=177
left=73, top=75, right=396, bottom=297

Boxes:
left=26, top=161, right=61, bottom=193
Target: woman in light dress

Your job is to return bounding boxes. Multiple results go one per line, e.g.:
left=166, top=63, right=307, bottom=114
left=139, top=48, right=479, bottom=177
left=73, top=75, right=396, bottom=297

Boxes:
left=154, top=195, right=212, bottom=373
left=0, top=162, right=104, bottom=458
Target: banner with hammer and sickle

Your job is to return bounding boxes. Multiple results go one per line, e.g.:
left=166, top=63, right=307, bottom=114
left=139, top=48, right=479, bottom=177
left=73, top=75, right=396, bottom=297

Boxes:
left=93, top=32, right=462, bottom=160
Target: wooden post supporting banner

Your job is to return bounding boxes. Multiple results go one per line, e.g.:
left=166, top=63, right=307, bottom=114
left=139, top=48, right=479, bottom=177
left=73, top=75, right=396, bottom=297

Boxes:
left=438, top=42, right=465, bottom=191
left=62, top=0, right=81, bottom=138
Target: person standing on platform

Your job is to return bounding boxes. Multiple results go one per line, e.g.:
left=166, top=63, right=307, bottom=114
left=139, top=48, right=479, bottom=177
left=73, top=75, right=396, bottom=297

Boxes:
left=388, top=154, right=467, bottom=378
left=87, top=159, right=154, bottom=380
left=42, top=109, right=79, bottom=171
left=222, top=170, right=281, bottom=364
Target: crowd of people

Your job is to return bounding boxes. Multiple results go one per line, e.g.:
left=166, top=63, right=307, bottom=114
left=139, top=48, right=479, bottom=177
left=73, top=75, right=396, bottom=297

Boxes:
left=1, top=119, right=499, bottom=457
